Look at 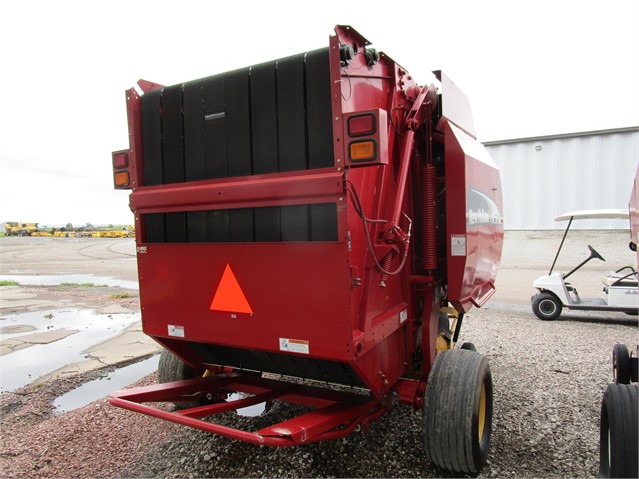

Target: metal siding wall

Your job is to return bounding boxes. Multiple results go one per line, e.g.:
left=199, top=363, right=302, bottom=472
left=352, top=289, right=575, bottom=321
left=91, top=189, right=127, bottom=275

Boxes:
left=487, top=130, right=639, bottom=230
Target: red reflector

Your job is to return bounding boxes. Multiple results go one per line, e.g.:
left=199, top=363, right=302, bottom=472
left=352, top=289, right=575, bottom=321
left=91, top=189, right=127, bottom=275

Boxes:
left=348, top=113, right=376, bottom=137
left=114, top=171, right=130, bottom=187
left=113, top=153, right=129, bottom=169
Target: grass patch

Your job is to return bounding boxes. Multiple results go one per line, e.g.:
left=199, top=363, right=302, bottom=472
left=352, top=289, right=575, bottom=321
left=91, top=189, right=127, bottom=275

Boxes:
left=60, top=282, right=107, bottom=287
left=109, top=292, right=132, bottom=299
left=0, top=280, right=19, bottom=286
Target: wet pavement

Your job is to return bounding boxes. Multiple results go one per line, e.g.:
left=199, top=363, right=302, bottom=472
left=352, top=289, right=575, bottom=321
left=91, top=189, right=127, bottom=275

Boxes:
left=53, top=355, right=160, bottom=413
left=0, top=237, right=159, bottom=397
left=0, top=308, right=151, bottom=392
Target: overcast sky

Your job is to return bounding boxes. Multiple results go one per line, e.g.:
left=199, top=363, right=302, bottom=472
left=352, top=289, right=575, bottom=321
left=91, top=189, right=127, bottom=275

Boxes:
left=1, top=0, right=638, bottom=226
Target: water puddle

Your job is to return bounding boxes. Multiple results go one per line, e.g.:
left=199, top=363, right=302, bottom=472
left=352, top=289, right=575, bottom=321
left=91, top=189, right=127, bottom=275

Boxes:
left=0, top=309, right=140, bottom=392
left=0, top=274, right=138, bottom=290
left=53, top=355, right=159, bottom=413
left=227, top=392, right=266, bottom=417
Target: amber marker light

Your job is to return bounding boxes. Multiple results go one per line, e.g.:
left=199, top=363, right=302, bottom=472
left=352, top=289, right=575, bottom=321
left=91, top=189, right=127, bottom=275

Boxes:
left=114, top=171, right=130, bottom=188
left=349, top=140, right=377, bottom=162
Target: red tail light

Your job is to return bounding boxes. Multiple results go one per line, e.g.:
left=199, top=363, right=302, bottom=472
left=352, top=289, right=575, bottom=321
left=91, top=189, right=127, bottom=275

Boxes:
left=343, top=109, right=388, bottom=167
left=112, top=150, right=133, bottom=189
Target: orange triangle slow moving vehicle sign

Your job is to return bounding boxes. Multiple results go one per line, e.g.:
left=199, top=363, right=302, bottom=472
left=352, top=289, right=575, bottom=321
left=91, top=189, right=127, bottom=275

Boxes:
left=210, top=264, right=253, bottom=314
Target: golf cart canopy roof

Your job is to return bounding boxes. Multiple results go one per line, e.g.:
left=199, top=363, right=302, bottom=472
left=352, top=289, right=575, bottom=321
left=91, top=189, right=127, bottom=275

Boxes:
left=554, top=209, right=630, bottom=222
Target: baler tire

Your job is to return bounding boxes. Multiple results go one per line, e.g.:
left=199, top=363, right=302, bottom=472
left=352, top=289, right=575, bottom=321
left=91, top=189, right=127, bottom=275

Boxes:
left=158, top=349, right=208, bottom=409
left=423, top=349, right=493, bottom=474
left=612, top=343, right=631, bottom=384
left=531, top=292, right=562, bottom=320
left=460, top=342, right=477, bottom=352
left=599, top=383, right=638, bottom=478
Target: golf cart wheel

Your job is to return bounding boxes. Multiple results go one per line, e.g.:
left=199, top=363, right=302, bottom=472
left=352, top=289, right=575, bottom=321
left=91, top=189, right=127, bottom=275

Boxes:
left=158, top=349, right=211, bottom=409
left=531, top=292, right=562, bottom=320
left=613, top=344, right=631, bottom=384
left=599, top=383, right=638, bottom=478
left=423, top=349, right=493, bottom=474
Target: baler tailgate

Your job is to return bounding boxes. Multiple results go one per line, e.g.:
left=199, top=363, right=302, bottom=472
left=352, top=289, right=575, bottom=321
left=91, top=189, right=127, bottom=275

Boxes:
left=109, top=373, right=380, bottom=446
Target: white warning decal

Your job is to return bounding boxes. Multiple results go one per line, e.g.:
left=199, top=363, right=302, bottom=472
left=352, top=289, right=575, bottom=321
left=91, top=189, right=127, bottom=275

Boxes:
left=451, top=234, right=467, bottom=257
left=279, top=337, right=310, bottom=354
left=168, top=324, right=185, bottom=338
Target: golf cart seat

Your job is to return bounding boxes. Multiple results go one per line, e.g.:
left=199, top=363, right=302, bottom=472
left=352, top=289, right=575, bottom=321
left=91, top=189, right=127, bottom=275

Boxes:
left=602, top=268, right=638, bottom=288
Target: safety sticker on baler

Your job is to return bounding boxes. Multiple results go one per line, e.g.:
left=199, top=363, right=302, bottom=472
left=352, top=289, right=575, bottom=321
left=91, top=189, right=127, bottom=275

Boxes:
left=451, top=234, right=467, bottom=256
left=168, top=325, right=185, bottom=338
left=279, top=337, right=310, bottom=354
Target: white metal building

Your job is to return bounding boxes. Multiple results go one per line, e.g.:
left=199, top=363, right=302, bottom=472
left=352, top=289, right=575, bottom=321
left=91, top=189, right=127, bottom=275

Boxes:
left=484, top=126, right=639, bottom=230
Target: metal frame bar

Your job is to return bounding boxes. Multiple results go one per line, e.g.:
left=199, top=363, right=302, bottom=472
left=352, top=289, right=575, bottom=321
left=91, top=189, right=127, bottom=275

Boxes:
left=109, top=373, right=382, bottom=446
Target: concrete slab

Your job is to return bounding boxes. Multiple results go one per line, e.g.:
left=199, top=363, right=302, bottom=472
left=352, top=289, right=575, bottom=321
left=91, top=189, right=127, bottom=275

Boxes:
left=38, top=322, right=161, bottom=381
left=0, top=328, right=79, bottom=355
left=97, top=304, right=135, bottom=314
left=0, top=324, right=36, bottom=334
left=0, top=287, right=38, bottom=300
left=19, top=328, right=80, bottom=344
left=0, top=298, right=67, bottom=311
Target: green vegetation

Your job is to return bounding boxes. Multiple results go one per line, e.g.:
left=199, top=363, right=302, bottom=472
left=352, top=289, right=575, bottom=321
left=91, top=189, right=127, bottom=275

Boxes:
left=109, top=292, right=132, bottom=299
left=60, top=282, right=108, bottom=287
left=0, top=280, right=19, bottom=286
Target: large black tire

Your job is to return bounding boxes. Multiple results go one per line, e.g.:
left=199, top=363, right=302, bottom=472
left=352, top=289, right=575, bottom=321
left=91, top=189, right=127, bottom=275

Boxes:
left=531, top=292, right=562, bottom=320
left=599, top=383, right=638, bottom=478
left=158, top=349, right=206, bottom=409
left=612, top=344, right=631, bottom=384
left=423, top=349, right=493, bottom=474
left=460, top=342, right=477, bottom=352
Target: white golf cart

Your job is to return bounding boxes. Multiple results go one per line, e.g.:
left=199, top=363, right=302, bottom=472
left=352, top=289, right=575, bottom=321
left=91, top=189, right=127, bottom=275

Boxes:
left=531, top=209, right=638, bottom=320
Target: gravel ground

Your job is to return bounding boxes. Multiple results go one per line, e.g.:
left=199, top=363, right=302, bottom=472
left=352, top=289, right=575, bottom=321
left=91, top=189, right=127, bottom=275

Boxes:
left=1, top=233, right=637, bottom=478
left=1, top=305, right=636, bottom=478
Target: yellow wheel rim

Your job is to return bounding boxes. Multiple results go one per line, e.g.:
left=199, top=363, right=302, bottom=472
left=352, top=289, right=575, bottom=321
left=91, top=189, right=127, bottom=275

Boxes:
left=478, top=383, right=486, bottom=443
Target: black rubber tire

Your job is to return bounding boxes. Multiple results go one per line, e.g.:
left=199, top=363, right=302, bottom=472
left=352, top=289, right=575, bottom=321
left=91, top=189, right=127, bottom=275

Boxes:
left=158, top=349, right=204, bottom=409
left=531, top=292, right=562, bottom=320
left=599, top=383, right=638, bottom=478
left=460, top=342, right=477, bottom=352
left=612, top=344, right=631, bottom=384
left=423, top=349, right=493, bottom=474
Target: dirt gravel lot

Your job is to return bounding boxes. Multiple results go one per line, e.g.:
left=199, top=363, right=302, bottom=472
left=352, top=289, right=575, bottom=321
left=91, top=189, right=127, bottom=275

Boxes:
left=0, top=233, right=637, bottom=478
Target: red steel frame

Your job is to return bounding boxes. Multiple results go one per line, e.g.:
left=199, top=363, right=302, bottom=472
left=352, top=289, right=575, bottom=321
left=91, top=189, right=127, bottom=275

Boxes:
left=110, top=25, right=504, bottom=446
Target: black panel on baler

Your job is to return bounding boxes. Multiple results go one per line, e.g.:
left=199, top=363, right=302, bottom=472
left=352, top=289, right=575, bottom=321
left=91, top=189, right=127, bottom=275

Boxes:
left=203, top=75, right=227, bottom=179
left=277, top=54, right=307, bottom=172
left=162, top=84, right=185, bottom=184
left=186, top=210, right=207, bottom=243
left=250, top=61, right=279, bottom=175
left=141, top=89, right=163, bottom=186
left=165, top=212, right=187, bottom=243
left=140, top=48, right=332, bottom=186
left=229, top=208, right=254, bottom=242
left=143, top=204, right=337, bottom=244
left=144, top=213, right=165, bottom=243
left=206, top=210, right=230, bottom=242
left=226, top=68, right=252, bottom=178
left=255, top=206, right=281, bottom=242
left=183, top=82, right=206, bottom=182
left=310, top=203, right=338, bottom=241
left=305, top=49, right=333, bottom=169
left=280, top=205, right=310, bottom=241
